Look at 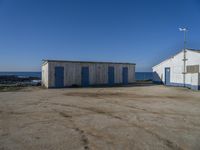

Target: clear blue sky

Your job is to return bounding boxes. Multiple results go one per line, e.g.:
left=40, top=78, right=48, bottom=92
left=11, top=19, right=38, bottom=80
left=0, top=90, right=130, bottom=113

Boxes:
left=0, top=0, right=200, bottom=72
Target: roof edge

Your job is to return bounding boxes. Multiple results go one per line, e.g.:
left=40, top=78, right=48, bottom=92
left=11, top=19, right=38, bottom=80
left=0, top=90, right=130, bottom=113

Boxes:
left=42, top=59, right=136, bottom=65
left=152, top=49, right=184, bottom=69
left=152, top=48, right=200, bottom=69
left=187, top=49, right=200, bottom=53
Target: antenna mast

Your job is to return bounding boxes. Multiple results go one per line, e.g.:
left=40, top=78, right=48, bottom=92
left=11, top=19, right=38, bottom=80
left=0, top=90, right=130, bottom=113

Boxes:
left=179, top=27, right=188, bottom=87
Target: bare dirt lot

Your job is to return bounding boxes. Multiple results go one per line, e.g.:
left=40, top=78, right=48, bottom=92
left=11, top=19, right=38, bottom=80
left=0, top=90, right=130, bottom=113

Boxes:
left=0, top=85, right=200, bottom=150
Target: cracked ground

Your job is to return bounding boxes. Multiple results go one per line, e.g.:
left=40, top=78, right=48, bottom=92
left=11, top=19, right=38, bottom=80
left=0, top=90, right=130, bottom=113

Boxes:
left=0, top=85, right=200, bottom=150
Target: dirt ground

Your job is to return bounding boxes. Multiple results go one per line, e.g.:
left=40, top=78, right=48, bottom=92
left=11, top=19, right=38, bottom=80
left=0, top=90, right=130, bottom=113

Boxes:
left=0, top=85, right=200, bottom=150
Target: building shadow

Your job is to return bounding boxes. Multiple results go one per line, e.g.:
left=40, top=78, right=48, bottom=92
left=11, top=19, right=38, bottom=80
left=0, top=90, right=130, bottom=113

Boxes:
left=152, top=71, right=163, bottom=84
left=67, top=80, right=159, bottom=89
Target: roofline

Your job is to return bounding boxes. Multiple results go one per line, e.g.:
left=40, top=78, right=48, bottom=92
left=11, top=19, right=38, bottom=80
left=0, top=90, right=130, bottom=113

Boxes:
left=152, top=48, right=200, bottom=69
left=187, top=49, right=200, bottom=53
left=152, top=50, right=183, bottom=69
left=42, top=59, right=136, bottom=65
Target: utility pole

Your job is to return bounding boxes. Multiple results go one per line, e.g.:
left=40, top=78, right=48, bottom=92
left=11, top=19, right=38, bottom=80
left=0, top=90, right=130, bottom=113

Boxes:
left=179, top=27, right=188, bottom=87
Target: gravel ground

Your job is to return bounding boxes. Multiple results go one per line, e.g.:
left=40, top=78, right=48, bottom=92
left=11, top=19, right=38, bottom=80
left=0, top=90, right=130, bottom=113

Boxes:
left=0, top=85, right=200, bottom=150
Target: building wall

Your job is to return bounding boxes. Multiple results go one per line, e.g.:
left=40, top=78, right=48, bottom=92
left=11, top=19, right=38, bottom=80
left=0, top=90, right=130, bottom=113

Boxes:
left=185, top=73, right=199, bottom=90
left=186, top=50, right=200, bottom=67
left=41, top=62, right=49, bottom=88
left=152, top=51, right=184, bottom=83
left=170, top=52, right=184, bottom=84
left=43, top=61, right=135, bottom=88
left=199, top=73, right=200, bottom=86
left=152, top=50, right=200, bottom=90
left=185, top=50, right=200, bottom=90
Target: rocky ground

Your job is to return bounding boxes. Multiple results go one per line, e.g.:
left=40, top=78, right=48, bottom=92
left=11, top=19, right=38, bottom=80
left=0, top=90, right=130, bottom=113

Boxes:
left=0, top=85, right=200, bottom=150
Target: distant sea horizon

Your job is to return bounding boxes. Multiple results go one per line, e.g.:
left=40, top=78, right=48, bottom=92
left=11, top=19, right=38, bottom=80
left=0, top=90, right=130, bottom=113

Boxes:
left=0, top=72, right=41, bottom=78
left=0, top=71, right=153, bottom=81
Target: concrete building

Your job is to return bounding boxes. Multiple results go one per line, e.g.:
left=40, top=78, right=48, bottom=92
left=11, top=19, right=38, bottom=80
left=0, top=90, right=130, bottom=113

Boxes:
left=42, top=60, right=136, bottom=88
left=152, top=49, right=200, bottom=90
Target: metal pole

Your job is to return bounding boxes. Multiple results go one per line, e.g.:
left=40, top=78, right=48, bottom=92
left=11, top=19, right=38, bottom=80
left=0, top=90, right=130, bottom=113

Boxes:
left=184, top=30, right=185, bottom=49
left=182, top=29, right=187, bottom=87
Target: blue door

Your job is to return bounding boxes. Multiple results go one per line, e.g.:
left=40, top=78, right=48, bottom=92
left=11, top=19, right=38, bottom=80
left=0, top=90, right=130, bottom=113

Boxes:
left=108, top=67, right=115, bottom=85
left=122, top=67, right=128, bottom=85
left=81, top=67, right=89, bottom=87
left=165, top=67, right=170, bottom=85
left=55, top=67, right=64, bottom=88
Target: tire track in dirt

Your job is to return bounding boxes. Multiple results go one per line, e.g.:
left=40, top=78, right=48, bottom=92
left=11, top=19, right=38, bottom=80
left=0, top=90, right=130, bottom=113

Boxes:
left=54, top=109, right=90, bottom=150
left=97, top=98, right=185, bottom=150
left=108, top=114, right=184, bottom=150
left=50, top=102, right=184, bottom=150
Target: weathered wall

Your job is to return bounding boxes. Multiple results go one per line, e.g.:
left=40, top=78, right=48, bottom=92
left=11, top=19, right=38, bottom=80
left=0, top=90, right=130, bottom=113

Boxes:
left=41, top=63, right=49, bottom=88
left=45, top=61, right=135, bottom=87
left=185, top=73, right=199, bottom=90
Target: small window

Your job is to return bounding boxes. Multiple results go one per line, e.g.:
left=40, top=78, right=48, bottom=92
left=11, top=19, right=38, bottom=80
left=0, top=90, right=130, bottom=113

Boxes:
left=186, top=65, right=199, bottom=73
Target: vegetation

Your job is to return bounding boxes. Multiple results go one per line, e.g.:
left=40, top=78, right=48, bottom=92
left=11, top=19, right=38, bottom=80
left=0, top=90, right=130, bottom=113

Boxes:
left=0, top=85, right=22, bottom=92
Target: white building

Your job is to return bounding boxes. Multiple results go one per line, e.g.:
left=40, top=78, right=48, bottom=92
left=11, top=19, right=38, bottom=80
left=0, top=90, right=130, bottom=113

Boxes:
left=152, top=49, right=200, bottom=90
left=42, top=60, right=135, bottom=88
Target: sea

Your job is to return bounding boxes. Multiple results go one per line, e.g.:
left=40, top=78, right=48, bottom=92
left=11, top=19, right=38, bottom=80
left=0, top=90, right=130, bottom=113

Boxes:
left=0, top=72, right=153, bottom=81
left=0, top=72, right=41, bottom=78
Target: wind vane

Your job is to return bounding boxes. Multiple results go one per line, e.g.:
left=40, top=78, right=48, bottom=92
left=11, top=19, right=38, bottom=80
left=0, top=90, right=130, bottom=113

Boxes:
left=179, top=27, right=188, bottom=50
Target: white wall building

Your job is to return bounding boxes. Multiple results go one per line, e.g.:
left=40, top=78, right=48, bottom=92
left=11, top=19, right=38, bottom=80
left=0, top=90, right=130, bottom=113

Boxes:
left=42, top=60, right=135, bottom=88
left=152, top=49, right=200, bottom=90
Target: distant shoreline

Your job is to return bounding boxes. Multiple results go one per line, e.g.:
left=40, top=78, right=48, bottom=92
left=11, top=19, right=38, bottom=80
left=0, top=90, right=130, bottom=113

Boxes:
left=0, top=72, right=41, bottom=78
left=0, top=72, right=153, bottom=81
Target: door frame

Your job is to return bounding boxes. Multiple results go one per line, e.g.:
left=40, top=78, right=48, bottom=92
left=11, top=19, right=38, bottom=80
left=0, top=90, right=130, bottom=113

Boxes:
left=164, top=67, right=170, bottom=85
left=108, top=66, right=115, bottom=85
left=54, top=66, right=64, bottom=88
left=122, top=67, right=128, bottom=85
left=81, top=67, right=89, bottom=87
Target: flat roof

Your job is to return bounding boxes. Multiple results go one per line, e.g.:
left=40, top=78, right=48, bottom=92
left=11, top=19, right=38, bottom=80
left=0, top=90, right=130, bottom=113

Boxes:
left=42, top=59, right=136, bottom=65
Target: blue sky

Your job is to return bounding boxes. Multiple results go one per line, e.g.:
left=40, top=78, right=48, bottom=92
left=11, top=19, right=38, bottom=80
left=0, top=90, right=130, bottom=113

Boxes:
left=0, top=0, right=200, bottom=71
